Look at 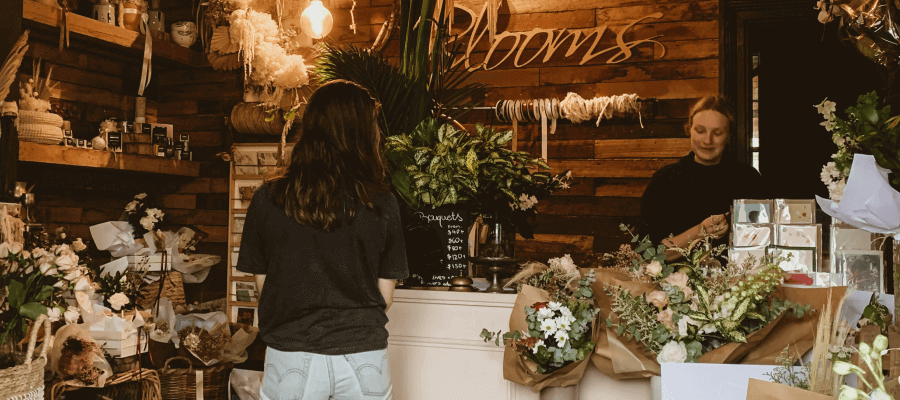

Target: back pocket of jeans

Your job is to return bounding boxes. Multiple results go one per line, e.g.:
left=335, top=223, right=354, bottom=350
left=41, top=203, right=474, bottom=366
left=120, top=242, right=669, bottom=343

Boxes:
left=263, top=351, right=311, bottom=400
left=344, top=350, right=390, bottom=396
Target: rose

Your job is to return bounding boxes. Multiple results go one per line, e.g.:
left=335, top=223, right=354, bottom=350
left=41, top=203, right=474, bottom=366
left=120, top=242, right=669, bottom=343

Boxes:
left=108, top=292, right=130, bottom=311
left=647, top=291, right=668, bottom=308
left=64, top=308, right=80, bottom=325
left=46, top=306, right=62, bottom=323
left=656, top=341, right=688, bottom=363
left=54, top=252, right=79, bottom=271
left=657, top=308, right=675, bottom=330
left=677, top=316, right=696, bottom=338
left=72, top=238, right=87, bottom=252
left=39, top=262, right=58, bottom=276
left=645, top=261, right=662, bottom=276
left=140, top=216, right=155, bottom=231
left=665, top=271, right=694, bottom=299
left=124, top=200, right=139, bottom=212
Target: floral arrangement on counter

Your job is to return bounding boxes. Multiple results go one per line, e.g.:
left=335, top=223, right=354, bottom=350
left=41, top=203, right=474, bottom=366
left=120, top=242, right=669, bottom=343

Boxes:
left=480, top=255, right=599, bottom=388
left=817, top=91, right=900, bottom=201
left=384, top=119, right=573, bottom=238
left=603, top=225, right=809, bottom=364
left=0, top=227, right=94, bottom=347
left=124, top=192, right=165, bottom=239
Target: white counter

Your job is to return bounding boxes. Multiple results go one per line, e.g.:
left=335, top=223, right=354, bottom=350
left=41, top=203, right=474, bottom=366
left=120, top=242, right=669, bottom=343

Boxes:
left=385, top=289, right=652, bottom=399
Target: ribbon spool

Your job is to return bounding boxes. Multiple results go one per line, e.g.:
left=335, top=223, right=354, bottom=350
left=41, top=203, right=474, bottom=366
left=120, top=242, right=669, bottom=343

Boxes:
left=230, top=103, right=285, bottom=135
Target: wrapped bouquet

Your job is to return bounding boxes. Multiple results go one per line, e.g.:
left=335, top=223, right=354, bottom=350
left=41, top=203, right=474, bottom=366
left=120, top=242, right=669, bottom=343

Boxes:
left=481, top=255, right=600, bottom=390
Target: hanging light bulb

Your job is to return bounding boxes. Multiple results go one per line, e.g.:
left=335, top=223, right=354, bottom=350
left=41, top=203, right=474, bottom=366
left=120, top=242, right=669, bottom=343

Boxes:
left=299, top=0, right=334, bottom=40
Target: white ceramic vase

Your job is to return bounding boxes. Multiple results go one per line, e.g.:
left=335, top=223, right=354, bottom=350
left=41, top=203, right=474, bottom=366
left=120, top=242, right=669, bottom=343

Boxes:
left=170, top=21, right=197, bottom=48
left=540, top=385, right=577, bottom=400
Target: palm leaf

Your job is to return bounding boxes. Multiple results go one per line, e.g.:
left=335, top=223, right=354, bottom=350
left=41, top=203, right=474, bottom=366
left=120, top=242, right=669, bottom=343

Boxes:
left=0, top=31, right=29, bottom=102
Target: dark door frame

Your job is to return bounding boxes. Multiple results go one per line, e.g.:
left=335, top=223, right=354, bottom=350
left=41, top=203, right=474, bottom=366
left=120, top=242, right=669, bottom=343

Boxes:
left=720, top=0, right=812, bottom=164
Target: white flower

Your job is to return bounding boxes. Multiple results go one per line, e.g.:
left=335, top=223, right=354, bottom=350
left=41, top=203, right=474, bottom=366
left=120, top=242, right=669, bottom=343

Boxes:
left=516, top=194, right=538, bottom=211
left=146, top=208, right=164, bottom=220
left=656, top=341, right=688, bottom=363
left=537, top=307, right=554, bottom=320
left=556, top=317, right=572, bottom=332
left=559, top=307, right=573, bottom=319
left=0, top=242, right=8, bottom=258
left=71, top=238, right=87, bottom=252
left=125, top=200, right=139, bottom=212
left=677, top=316, right=695, bottom=338
left=135, top=193, right=148, bottom=200
left=63, top=268, right=83, bottom=282
left=54, top=252, right=79, bottom=271
left=821, top=119, right=836, bottom=131
left=870, top=389, right=892, bottom=400
left=554, top=330, right=569, bottom=347
left=9, top=242, right=21, bottom=255
left=53, top=281, right=67, bottom=289
left=39, top=263, right=57, bottom=276
left=64, top=307, right=80, bottom=324
left=547, top=301, right=562, bottom=311
left=540, top=318, right=558, bottom=336
left=108, top=292, right=130, bottom=311
left=140, top=216, right=155, bottom=231
left=32, top=248, right=48, bottom=259
left=46, top=306, right=61, bottom=323
left=699, top=324, right=717, bottom=334
left=532, top=340, right=545, bottom=354
left=816, top=99, right=837, bottom=118
left=645, top=260, right=662, bottom=276
left=21, top=250, right=31, bottom=259
left=829, top=179, right=846, bottom=203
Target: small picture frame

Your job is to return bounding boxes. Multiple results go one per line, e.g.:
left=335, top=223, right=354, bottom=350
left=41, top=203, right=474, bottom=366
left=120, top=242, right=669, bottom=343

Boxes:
left=776, top=224, right=821, bottom=247
left=773, top=246, right=818, bottom=273
left=233, top=179, right=262, bottom=209
left=232, top=281, right=258, bottom=302
left=775, top=199, right=815, bottom=224
left=732, top=223, right=774, bottom=247
left=728, top=245, right=772, bottom=267
left=733, top=199, right=774, bottom=224
left=836, top=250, right=884, bottom=293
left=232, top=306, right=259, bottom=327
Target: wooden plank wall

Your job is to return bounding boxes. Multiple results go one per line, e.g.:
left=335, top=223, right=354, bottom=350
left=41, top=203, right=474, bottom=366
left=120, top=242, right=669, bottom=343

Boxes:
left=372, top=0, right=718, bottom=262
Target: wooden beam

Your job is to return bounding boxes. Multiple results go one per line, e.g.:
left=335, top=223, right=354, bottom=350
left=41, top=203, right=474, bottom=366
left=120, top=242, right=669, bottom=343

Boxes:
left=594, top=138, right=691, bottom=158
left=19, top=142, right=201, bottom=177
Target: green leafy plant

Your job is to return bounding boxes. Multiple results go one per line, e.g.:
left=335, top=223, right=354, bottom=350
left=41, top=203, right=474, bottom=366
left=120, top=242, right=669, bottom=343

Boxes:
left=764, top=346, right=811, bottom=390
left=859, top=292, right=892, bottom=332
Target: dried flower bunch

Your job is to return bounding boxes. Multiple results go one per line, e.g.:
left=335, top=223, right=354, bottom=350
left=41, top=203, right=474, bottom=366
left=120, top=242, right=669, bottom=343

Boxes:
left=605, top=225, right=810, bottom=363
left=178, top=325, right=231, bottom=364
left=205, top=0, right=310, bottom=106
left=765, top=346, right=811, bottom=390
left=19, top=58, right=57, bottom=112
left=58, top=337, right=103, bottom=385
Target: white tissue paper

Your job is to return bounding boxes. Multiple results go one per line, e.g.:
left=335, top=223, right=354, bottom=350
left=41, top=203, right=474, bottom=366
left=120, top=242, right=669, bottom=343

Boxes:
left=90, top=221, right=144, bottom=257
left=817, top=154, right=900, bottom=239
left=82, top=303, right=146, bottom=340
left=151, top=297, right=178, bottom=345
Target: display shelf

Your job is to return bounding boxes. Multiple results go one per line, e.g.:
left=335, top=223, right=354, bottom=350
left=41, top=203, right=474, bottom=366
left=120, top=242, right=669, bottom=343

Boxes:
left=23, top=0, right=208, bottom=68
left=19, top=141, right=201, bottom=177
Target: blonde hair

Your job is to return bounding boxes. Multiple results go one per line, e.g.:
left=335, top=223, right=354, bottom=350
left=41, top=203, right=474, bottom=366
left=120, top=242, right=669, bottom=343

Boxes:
left=685, top=95, right=734, bottom=134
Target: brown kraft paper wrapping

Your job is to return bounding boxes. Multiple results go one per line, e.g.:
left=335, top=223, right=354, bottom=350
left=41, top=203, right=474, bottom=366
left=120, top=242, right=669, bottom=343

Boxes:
left=589, top=269, right=844, bottom=377
left=745, top=378, right=837, bottom=400
left=502, top=285, right=596, bottom=391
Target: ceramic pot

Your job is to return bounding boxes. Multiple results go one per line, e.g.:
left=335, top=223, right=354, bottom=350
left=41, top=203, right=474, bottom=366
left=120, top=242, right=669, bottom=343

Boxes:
left=540, top=385, right=577, bottom=400
left=170, top=21, right=197, bottom=48
left=93, top=2, right=116, bottom=25
left=120, top=3, right=143, bottom=32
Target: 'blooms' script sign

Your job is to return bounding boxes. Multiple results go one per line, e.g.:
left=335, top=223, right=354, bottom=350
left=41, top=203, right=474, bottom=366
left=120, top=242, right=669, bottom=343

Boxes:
left=452, top=3, right=667, bottom=71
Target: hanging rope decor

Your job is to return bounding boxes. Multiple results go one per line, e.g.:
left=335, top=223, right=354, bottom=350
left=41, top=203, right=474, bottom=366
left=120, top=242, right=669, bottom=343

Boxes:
left=559, top=92, right=644, bottom=128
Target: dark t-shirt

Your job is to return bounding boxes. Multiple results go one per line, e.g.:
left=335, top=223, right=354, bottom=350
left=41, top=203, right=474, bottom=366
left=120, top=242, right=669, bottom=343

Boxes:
left=639, top=152, right=766, bottom=247
left=236, top=184, right=409, bottom=355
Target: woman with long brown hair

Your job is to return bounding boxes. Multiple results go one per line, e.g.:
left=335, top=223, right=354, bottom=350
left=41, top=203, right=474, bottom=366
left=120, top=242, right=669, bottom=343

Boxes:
left=237, top=80, right=408, bottom=400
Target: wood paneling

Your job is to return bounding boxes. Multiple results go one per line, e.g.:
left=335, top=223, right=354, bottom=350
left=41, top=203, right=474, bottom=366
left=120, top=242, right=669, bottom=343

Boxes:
left=444, top=0, right=717, bottom=261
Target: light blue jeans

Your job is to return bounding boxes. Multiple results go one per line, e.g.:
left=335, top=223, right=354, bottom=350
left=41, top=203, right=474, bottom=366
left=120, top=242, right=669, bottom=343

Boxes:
left=260, top=347, right=393, bottom=400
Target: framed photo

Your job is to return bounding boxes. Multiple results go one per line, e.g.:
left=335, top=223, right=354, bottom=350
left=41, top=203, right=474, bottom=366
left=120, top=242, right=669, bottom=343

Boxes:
left=776, top=224, right=821, bottom=247
left=772, top=246, right=817, bottom=273
left=836, top=250, right=884, bottom=293
left=728, top=245, right=772, bottom=267
left=232, top=306, right=259, bottom=327
left=232, top=281, right=258, bottom=302
left=733, top=199, right=774, bottom=224
left=732, top=223, right=773, bottom=247
left=233, top=179, right=263, bottom=210
left=775, top=199, right=815, bottom=224
left=233, top=214, right=246, bottom=234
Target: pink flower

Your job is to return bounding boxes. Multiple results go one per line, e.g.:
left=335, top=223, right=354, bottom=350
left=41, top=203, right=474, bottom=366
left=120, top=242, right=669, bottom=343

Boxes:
left=647, top=291, right=668, bottom=308
left=665, top=272, right=693, bottom=299
left=657, top=308, right=675, bottom=330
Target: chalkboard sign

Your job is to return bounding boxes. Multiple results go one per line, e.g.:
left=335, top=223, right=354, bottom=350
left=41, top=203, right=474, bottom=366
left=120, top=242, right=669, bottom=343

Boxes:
left=405, top=209, right=469, bottom=287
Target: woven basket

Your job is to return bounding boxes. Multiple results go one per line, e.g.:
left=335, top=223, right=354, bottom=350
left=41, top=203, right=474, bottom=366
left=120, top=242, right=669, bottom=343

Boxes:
left=17, top=110, right=63, bottom=145
left=0, top=315, right=51, bottom=400
left=159, top=357, right=233, bottom=400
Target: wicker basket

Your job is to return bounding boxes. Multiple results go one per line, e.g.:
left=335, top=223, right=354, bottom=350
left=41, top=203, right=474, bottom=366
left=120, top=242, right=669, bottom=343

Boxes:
left=17, top=110, right=63, bottom=145
left=158, top=357, right=233, bottom=400
left=0, top=315, right=51, bottom=400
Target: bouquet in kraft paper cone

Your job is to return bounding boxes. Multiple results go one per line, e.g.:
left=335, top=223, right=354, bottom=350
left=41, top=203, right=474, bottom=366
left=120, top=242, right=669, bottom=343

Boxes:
left=480, top=256, right=600, bottom=391
left=589, top=225, right=817, bottom=377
